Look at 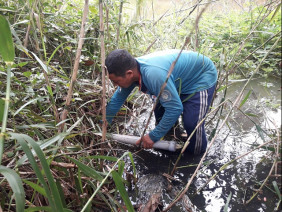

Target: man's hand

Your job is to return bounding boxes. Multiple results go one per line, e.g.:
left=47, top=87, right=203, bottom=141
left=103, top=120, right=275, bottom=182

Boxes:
left=136, top=134, right=154, bottom=149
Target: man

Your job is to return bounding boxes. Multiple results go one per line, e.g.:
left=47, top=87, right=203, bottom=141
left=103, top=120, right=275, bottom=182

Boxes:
left=105, top=49, right=217, bottom=155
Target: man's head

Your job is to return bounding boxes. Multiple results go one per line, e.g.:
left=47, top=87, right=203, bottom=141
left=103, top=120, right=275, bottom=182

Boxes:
left=105, top=49, right=137, bottom=77
left=105, top=49, right=138, bottom=88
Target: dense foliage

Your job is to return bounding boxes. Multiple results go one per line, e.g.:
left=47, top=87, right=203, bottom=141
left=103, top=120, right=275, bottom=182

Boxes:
left=0, top=0, right=281, bottom=211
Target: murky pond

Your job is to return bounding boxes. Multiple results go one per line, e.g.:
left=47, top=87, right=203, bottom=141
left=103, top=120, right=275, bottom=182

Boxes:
left=113, top=76, right=281, bottom=211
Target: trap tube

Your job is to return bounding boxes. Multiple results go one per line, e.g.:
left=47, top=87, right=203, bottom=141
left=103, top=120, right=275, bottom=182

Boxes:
left=97, top=133, right=177, bottom=152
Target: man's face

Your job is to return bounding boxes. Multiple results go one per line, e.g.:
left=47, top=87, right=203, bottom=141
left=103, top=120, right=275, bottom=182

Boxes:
left=109, top=71, right=133, bottom=88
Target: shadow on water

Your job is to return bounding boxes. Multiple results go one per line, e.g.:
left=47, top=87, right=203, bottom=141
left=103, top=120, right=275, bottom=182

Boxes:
left=113, top=76, right=281, bottom=212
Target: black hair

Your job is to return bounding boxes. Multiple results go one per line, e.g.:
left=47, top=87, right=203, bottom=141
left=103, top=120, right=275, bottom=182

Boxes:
left=105, top=49, right=137, bottom=77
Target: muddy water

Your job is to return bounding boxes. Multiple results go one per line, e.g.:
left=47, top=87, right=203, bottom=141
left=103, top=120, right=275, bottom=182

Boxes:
left=120, top=76, right=281, bottom=211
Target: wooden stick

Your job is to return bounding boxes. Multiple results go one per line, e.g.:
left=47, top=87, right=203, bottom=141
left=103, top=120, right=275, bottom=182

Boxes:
left=60, top=0, right=89, bottom=130
left=99, top=0, right=107, bottom=145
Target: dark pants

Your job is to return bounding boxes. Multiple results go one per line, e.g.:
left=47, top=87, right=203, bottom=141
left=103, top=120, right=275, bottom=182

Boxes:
left=154, top=85, right=216, bottom=155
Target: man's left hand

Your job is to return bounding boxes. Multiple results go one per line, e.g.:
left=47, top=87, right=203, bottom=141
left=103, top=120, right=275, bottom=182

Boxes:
left=136, top=134, right=154, bottom=149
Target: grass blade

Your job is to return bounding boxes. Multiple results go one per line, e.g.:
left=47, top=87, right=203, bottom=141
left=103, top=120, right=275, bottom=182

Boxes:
left=22, top=135, right=65, bottom=211
left=23, top=179, right=47, bottom=197
left=112, top=171, right=134, bottom=212
left=17, top=133, right=68, bottom=166
left=47, top=42, right=67, bottom=65
left=224, top=192, right=232, bottom=212
left=127, top=152, right=136, bottom=177
left=81, top=152, right=133, bottom=212
left=0, top=166, right=25, bottom=212
left=272, top=181, right=281, bottom=200
left=14, top=134, right=56, bottom=208
left=24, top=207, right=53, bottom=212
left=118, top=161, right=125, bottom=176
left=68, top=157, right=103, bottom=181
left=13, top=97, right=45, bottom=116
left=11, top=133, right=65, bottom=211
left=239, top=90, right=252, bottom=109
left=31, top=51, right=49, bottom=73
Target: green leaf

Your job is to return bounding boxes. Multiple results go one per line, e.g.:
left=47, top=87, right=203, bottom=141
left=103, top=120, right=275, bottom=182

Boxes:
left=24, top=206, right=53, bottom=212
left=81, top=152, right=132, bottom=212
left=31, top=52, right=49, bottom=73
left=112, top=171, right=134, bottom=212
left=12, top=133, right=65, bottom=211
left=118, top=161, right=125, bottom=177
left=239, top=90, right=252, bottom=109
left=56, top=180, right=67, bottom=208
left=88, top=155, right=118, bottom=162
left=127, top=152, right=136, bottom=177
left=245, top=113, right=258, bottom=117
left=22, top=135, right=65, bottom=211
left=68, top=157, right=103, bottom=181
left=47, top=85, right=54, bottom=96
left=0, top=166, right=25, bottom=212
left=23, top=71, right=32, bottom=78
left=217, top=85, right=227, bottom=92
left=255, top=124, right=266, bottom=142
left=18, top=62, right=28, bottom=67
left=270, top=3, right=281, bottom=22
left=47, top=42, right=67, bottom=65
left=23, top=179, right=47, bottom=197
left=0, top=15, right=15, bottom=63
left=272, top=181, right=282, bottom=200
left=17, top=133, right=68, bottom=166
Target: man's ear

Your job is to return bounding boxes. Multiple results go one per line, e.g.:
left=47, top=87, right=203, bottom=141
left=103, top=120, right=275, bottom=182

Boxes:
left=125, top=70, right=133, bottom=77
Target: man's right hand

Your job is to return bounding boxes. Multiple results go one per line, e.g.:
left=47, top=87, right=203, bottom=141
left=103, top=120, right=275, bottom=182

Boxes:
left=136, top=134, right=154, bottom=149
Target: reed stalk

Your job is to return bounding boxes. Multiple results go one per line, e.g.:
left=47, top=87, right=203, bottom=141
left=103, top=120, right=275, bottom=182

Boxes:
left=60, top=0, right=89, bottom=130
left=99, top=0, right=107, bottom=171
left=0, top=64, right=12, bottom=165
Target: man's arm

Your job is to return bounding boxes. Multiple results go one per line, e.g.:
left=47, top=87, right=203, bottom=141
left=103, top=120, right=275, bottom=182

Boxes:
left=106, top=83, right=136, bottom=123
left=145, top=70, right=183, bottom=142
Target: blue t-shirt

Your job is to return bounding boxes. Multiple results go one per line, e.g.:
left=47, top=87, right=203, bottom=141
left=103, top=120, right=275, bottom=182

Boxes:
left=106, top=50, right=217, bottom=142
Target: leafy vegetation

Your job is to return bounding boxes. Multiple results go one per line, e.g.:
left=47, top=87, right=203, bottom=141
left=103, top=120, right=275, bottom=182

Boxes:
left=0, top=0, right=281, bottom=211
